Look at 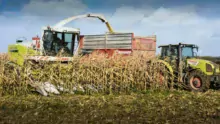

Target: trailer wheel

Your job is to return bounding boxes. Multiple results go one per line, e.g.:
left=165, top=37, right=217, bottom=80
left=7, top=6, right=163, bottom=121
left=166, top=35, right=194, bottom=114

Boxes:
left=186, top=70, right=210, bottom=92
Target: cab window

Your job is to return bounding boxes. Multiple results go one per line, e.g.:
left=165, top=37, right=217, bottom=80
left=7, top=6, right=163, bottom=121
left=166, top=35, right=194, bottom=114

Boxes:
left=182, top=47, right=193, bottom=57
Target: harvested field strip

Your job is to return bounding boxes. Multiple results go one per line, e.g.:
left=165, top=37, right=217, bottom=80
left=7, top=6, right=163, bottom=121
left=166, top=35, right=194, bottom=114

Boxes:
left=0, top=90, right=219, bottom=123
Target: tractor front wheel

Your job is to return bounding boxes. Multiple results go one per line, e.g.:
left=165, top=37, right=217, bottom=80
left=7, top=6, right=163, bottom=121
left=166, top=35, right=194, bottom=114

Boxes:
left=186, top=70, right=210, bottom=92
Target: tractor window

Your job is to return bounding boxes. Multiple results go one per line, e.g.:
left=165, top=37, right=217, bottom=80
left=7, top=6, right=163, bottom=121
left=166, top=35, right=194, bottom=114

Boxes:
left=170, top=47, right=178, bottom=56
left=161, top=47, right=169, bottom=57
left=182, top=47, right=193, bottom=57
left=161, top=46, right=178, bottom=57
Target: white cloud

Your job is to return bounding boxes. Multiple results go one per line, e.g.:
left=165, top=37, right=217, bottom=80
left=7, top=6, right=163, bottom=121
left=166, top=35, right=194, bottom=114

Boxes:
left=0, top=0, right=87, bottom=52
left=1, top=4, right=220, bottom=56
left=21, top=0, right=87, bottom=17
left=109, top=6, right=153, bottom=28
left=106, top=6, right=220, bottom=56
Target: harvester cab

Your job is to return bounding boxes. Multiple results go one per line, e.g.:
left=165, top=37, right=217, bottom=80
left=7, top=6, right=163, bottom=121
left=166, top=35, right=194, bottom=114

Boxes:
left=41, top=26, right=80, bottom=56
left=158, top=43, right=220, bottom=91
left=40, top=13, right=114, bottom=56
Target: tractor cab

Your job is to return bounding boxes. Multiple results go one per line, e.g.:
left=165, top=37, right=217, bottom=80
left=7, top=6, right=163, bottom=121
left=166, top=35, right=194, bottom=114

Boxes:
left=41, top=26, right=80, bottom=56
left=158, top=43, right=199, bottom=78
left=159, top=43, right=198, bottom=60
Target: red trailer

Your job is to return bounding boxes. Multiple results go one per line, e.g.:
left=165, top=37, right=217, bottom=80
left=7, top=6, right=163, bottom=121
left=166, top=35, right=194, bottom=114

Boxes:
left=78, top=33, right=156, bottom=59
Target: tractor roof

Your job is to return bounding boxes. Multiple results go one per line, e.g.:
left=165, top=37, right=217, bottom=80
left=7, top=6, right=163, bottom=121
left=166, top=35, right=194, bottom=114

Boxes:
left=158, top=43, right=198, bottom=48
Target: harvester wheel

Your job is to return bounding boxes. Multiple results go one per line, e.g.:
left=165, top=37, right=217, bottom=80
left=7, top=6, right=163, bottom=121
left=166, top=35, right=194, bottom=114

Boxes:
left=186, top=70, right=210, bottom=92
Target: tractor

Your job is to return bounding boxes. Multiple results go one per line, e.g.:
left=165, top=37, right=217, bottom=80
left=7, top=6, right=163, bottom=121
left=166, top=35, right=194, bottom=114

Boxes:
left=156, top=43, right=220, bottom=91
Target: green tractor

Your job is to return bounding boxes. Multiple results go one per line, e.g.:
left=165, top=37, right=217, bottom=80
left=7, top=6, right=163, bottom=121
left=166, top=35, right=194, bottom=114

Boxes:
left=156, top=43, right=220, bottom=91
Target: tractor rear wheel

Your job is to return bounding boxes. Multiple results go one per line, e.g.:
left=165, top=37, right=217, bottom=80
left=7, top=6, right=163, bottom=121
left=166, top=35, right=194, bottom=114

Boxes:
left=186, top=70, right=210, bottom=92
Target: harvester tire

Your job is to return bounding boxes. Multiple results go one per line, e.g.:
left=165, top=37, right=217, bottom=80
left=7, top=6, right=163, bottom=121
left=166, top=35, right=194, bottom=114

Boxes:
left=186, top=70, right=210, bottom=92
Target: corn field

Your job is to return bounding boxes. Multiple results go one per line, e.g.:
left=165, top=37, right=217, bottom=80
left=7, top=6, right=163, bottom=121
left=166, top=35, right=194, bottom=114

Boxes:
left=0, top=53, right=173, bottom=96
left=0, top=53, right=220, bottom=123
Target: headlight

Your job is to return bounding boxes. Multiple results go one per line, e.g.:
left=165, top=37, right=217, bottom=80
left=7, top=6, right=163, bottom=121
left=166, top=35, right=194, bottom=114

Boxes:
left=206, top=63, right=213, bottom=72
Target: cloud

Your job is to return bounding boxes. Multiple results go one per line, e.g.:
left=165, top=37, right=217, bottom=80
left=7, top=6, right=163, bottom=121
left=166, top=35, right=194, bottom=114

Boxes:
left=21, top=0, right=87, bottom=17
left=1, top=2, right=220, bottom=56
left=106, top=6, right=220, bottom=56
left=68, top=5, right=220, bottom=56
left=0, top=0, right=87, bottom=51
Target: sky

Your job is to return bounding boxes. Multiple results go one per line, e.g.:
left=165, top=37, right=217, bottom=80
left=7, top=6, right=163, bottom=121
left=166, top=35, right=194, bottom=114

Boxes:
left=0, top=0, right=220, bottom=56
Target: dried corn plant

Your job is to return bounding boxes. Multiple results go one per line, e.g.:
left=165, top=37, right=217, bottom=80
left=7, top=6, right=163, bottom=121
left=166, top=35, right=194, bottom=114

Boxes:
left=0, top=54, right=8, bottom=95
left=0, top=52, right=173, bottom=96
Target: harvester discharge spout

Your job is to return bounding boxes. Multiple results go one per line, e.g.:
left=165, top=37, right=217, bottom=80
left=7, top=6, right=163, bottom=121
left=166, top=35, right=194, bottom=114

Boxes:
left=54, top=13, right=114, bottom=33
